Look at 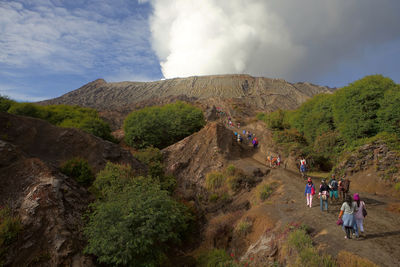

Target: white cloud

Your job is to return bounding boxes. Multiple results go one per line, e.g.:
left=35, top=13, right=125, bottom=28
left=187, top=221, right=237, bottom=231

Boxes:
left=0, top=1, right=154, bottom=74
left=145, top=0, right=400, bottom=81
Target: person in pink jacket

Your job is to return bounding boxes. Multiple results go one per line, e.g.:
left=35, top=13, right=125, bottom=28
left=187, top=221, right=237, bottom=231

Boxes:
left=353, top=193, right=367, bottom=237
left=304, top=177, right=316, bottom=208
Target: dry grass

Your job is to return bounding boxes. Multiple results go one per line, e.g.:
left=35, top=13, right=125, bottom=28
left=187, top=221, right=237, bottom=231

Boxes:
left=337, top=251, right=378, bottom=267
left=205, top=211, right=243, bottom=247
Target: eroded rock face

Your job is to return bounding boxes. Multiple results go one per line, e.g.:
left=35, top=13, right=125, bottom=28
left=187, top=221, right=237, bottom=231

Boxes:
left=0, top=141, right=94, bottom=266
left=0, top=113, right=146, bottom=266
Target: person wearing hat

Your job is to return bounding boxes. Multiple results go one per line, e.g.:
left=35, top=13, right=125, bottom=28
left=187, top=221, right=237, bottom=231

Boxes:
left=304, top=177, right=316, bottom=208
left=319, top=179, right=330, bottom=211
left=353, top=193, right=367, bottom=237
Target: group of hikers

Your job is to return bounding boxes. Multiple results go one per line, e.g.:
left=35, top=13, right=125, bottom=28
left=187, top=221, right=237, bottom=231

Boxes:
left=230, top=119, right=259, bottom=149
left=305, top=175, right=367, bottom=239
left=266, top=154, right=282, bottom=168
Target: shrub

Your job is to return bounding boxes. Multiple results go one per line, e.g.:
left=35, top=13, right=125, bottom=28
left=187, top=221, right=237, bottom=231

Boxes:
left=0, top=206, right=22, bottom=264
left=134, top=147, right=176, bottom=193
left=197, top=249, right=231, bottom=267
left=0, top=96, right=15, bottom=112
left=124, top=101, right=205, bottom=149
left=60, top=158, right=94, bottom=186
left=84, top=165, right=191, bottom=266
left=259, top=184, right=273, bottom=201
left=235, top=219, right=252, bottom=236
left=6, top=101, right=114, bottom=142
left=337, top=251, right=378, bottom=267
left=226, top=164, right=236, bottom=176
left=205, top=172, right=226, bottom=191
left=395, top=182, right=400, bottom=191
left=286, top=229, right=336, bottom=267
left=333, top=75, right=397, bottom=143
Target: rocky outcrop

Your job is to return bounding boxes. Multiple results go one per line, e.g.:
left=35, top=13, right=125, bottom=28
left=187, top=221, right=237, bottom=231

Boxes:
left=0, top=112, right=146, bottom=266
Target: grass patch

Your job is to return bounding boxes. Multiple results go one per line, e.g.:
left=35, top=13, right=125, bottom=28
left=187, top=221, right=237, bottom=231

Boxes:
left=337, top=251, right=378, bottom=267
left=259, top=184, right=274, bottom=201
left=206, top=171, right=226, bottom=191
left=0, top=206, right=22, bottom=265
left=284, top=229, right=336, bottom=267
left=234, top=219, right=252, bottom=236
left=395, top=182, right=400, bottom=191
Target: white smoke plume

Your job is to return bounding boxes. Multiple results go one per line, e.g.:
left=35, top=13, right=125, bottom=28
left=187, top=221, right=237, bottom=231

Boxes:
left=143, top=0, right=400, bottom=82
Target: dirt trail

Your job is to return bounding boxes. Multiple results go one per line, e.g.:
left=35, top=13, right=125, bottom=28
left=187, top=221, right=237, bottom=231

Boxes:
left=225, top=123, right=400, bottom=267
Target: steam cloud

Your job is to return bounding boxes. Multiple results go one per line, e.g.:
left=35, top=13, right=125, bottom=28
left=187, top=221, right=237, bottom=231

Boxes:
left=144, top=0, right=400, bottom=82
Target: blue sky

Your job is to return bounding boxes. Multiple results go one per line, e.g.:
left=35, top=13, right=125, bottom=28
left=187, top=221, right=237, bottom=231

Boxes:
left=1, top=0, right=400, bottom=101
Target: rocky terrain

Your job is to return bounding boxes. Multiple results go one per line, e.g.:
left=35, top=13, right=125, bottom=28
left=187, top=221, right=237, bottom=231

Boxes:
left=162, top=119, right=400, bottom=266
left=0, top=113, right=145, bottom=266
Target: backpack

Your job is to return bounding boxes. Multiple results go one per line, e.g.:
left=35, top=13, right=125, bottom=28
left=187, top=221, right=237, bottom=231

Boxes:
left=322, top=194, right=327, bottom=200
left=255, top=140, right=258, bottom=145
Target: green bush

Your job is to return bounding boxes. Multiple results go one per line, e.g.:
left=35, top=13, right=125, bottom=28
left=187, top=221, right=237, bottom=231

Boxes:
left=226, top=164, right=236, bottom=176
left=0, top=206, right=22, bottom=264
left=287, top=229, right=336, bottom=267
left=124, top=101, right=205, bottom=149
left=235, top=220, right=252, bottom=236
left=5, top=100, right=114, bottom=142
left=0, top=96, right=15, bottom=112
left=133, top=147, right=176, bottom=193
left=196, top=249, right=232, bottom=267
left=333, top=75, right=397, bottom=143
left=395, top=182, right=400, bottom=191
left=60, top=158, right=94, bottom=186
left=84, top=165, right=191, bottom=267
left=259, top=184, right=273, bottom=201
left=205, top=172, right=226, bottom=191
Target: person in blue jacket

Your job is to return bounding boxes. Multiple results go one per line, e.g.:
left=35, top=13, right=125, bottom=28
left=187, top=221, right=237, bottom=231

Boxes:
left=304, top=177, right=316, bottom=208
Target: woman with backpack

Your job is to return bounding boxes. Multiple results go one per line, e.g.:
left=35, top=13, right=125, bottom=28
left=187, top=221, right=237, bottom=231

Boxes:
left=353, top=193, right=367, bottom=237
left=319, top=179, right=330, bottom=211
left=338, top=195, right=357, bottom=239
left=304, top=177, right=316, bottom=208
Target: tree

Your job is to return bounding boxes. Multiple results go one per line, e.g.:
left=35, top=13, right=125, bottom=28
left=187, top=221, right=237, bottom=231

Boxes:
left=377, top=85, right=400, bottom=136
left=124, top=101, right=205, bottom=149
left=84, top=163, right=190, bottom=266
left=332, top=75, right=397, bottom=143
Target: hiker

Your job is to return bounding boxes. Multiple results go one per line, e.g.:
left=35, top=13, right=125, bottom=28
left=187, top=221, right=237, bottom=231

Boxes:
left=234, top=132, right=238, bottom=138
left=353, top=193, right=367, bottom=237
left=237, top=134, right=242, bottom=143
left=247, top=131, right=252, bottom=141
left=339, top=176, right=351, bottom=200
left=304, top=177, right=316, bottom=208
left=237, top=122, right=240, bottom=128
left=266, top=155, right=272, bottom=167
left=338, top=195, right=357, bottom=239
left=277, top=155, right=281, bottom=167
left=252, top=137, right=258, bottom=148
left=243, top=129, right=246, bottom=135
left=319, top=179, right=330, bottom=211
left=300, top=158, right=307, bottom=178
left=328, top=174, right=339, bottom=203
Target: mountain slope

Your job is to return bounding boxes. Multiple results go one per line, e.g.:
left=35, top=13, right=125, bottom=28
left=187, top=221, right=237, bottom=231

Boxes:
left=39, top=75, right=333, bottom=111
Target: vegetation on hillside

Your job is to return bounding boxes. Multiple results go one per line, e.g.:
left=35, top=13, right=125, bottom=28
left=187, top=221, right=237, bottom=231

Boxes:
left=84, top=162, right=192, bottom=266
left=124, top=101, right=205, bottom=149
left=0, top=206, right=22, bottom=265
left=60, top=158, right=95, bottom=186
left=0, top=96, right=114, bottom=142
left=258, top=75, right=400, bottom=171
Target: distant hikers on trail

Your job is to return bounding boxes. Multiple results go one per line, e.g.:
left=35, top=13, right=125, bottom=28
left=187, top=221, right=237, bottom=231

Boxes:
left=266, top=154, right=282, bottom=168
left=304, top=177, right=316, bottom=208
